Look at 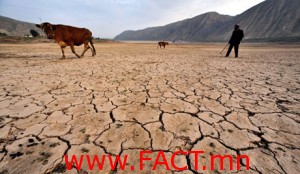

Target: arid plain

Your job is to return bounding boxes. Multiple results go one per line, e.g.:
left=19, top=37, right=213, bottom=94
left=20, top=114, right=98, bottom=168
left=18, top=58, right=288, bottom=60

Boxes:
left=0, top=42, right=299, bottom=174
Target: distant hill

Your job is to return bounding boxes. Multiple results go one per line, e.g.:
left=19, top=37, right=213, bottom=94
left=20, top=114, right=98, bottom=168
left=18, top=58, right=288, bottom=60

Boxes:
left=0, top=16, right=43, bottom=37
left=115, top=12, right=233, bottom=41
left=114, top=0, right=300, bottom=42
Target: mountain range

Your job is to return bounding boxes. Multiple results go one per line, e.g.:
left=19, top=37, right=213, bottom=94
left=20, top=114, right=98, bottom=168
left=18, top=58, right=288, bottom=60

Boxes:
left=0, top=16, right=43, bottom=37
left=1, top=0, right=299, bottom=42
left=114, top=0, right=300, bottom=42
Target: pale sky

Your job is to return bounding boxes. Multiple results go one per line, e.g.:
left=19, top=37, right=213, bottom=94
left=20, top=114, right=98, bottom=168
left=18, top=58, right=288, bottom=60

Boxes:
left=0, top=0, right=265, bottom=38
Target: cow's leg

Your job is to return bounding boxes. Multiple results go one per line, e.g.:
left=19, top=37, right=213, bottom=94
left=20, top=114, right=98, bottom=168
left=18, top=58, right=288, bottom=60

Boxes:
left=89, top=38, right=96, bottom=56
left=80, top=41, right=90, bottom=57
left=69, top=44, right=81, bottom=58
left=60, top=47, right=66, bottom=59
left=88, top=43, right=95, bottom=56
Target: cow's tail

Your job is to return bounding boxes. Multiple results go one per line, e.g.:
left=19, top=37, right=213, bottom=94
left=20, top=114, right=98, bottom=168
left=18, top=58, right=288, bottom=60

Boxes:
left=90, top=37, right=96, bottom=56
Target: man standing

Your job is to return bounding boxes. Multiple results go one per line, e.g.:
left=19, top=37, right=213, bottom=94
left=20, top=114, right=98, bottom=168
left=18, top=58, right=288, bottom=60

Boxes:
left=225, top=25, right=244, bottom=58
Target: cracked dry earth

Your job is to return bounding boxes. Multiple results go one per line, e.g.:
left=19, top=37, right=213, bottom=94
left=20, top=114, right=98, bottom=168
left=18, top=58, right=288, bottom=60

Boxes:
left=0, top=43, right=299, bottom=174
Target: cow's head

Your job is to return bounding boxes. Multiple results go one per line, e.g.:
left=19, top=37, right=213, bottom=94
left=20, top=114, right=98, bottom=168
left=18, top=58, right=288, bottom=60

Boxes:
left=36, top=22, right=56, bottom=39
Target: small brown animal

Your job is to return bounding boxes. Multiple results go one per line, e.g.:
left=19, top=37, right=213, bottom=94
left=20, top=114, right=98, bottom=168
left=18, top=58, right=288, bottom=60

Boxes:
left=36, top=22, right=96, bottom=59
left=157, top=41, right=169, bottom=49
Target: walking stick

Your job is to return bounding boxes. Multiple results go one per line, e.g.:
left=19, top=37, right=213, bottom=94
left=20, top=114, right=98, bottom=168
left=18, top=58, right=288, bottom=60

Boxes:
left=220, top=44, right=229, bottom=54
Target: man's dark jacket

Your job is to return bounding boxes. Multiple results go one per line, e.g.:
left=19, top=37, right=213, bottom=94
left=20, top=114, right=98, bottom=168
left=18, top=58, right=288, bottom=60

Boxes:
left=229, top=29, right=244, bottom=45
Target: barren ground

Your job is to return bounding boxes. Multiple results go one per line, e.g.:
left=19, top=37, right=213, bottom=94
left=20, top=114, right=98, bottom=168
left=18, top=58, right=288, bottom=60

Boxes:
left=0, top=43, right=299, bottom=174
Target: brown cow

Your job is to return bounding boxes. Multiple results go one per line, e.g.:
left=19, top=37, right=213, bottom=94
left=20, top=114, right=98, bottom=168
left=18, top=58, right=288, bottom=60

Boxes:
left=36, top=22, right=96, bottom=59
left=157, top=41, right=169, bottom=49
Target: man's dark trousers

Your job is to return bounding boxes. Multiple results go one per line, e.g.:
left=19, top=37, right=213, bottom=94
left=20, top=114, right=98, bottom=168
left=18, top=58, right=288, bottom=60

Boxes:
left=225, top=44, right=239, bottom=57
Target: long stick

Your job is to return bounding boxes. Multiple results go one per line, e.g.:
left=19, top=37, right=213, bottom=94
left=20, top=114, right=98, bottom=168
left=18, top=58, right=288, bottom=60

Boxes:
left=220, top=44, right=229, bottom=54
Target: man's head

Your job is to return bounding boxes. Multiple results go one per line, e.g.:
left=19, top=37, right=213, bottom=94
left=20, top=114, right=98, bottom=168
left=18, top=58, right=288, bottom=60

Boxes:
left=234, top=24, right=240, bottom=30
left=36, top=22, right=56, bottom=39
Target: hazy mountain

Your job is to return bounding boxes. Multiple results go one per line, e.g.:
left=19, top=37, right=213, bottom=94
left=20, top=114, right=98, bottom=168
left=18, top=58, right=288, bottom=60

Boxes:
left=0, top=16, right=43, bottom=37
left=115, top=12, right=233, bottom=41
left=114, top=0, right=300, bottom=41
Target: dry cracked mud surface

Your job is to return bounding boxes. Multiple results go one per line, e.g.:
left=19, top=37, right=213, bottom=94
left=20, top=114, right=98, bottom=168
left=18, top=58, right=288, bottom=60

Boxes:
left=0, top=43, right=299, bottom=174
